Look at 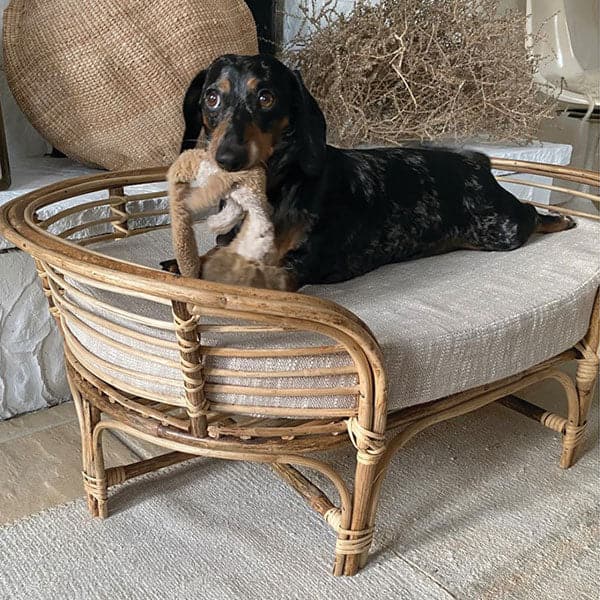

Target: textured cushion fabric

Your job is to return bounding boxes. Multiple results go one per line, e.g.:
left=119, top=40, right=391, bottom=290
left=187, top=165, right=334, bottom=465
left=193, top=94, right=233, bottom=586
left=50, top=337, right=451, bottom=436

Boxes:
left=73, top=218, right=600, bottom=412
left=66, top=228, right=357, bottom=411
left=311, top=219, right=599, bottom=408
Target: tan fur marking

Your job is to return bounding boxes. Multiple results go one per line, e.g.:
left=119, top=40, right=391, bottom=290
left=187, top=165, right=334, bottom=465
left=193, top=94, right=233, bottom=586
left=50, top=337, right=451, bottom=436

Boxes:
left=207, top=120, right=230, bottom=159
left=244, top=123, right=275, bottom=166
left=245, top=117, right=289, bottom=166
left=217, top=78, right=231, bottom=94
left=273, top=116, right=289, bottom=137
left=246, top=77, right=259, bottom=91
left=244, top=123, right=274, bottom=164
left=536, top=216, right=574, bottom=233
left=275, top=224, right=307, bottom=261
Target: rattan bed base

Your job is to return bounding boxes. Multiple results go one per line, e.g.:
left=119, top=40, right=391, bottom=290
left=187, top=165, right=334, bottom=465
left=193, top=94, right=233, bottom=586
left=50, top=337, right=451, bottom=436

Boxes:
left=0, top=159, right=597, bottom=576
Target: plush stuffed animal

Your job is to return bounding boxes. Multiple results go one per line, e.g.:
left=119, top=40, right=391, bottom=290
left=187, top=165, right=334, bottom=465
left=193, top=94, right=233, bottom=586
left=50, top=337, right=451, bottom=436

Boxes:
left=166, top=149, right=293, bottom=290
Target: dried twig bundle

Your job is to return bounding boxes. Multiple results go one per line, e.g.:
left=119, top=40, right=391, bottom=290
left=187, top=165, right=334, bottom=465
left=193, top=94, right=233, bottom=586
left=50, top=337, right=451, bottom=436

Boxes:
left=282, top=0, right=555, bottom=146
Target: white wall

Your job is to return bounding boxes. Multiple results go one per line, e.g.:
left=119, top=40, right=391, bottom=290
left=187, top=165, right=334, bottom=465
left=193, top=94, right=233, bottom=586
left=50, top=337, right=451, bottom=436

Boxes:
left=565, top=0, right=600, bottom=70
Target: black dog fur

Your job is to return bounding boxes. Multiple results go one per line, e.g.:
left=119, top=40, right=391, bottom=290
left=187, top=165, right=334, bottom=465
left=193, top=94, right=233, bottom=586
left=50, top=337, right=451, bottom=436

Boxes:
left=180, top=54, right=574, bottom=288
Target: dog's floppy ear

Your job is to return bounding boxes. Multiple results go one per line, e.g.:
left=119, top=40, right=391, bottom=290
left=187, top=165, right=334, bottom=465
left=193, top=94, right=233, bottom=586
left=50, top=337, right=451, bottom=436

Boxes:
left=290, top=69, right=326, bottom=177
left=180, top=69, right=207, bottom=152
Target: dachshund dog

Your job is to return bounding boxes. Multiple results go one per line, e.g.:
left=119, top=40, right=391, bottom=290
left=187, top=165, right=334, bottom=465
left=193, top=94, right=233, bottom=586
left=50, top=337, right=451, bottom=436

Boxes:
left=180, top=54, right=575, bottom=290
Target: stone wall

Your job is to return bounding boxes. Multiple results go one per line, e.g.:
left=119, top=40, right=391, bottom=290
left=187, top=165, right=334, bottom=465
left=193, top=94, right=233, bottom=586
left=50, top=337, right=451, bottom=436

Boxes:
left=0, top=251, right=70, bottom=419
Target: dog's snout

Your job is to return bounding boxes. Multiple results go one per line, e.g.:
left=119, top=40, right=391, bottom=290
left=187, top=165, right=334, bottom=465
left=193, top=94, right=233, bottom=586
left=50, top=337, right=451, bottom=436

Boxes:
left=215, top=144, right=248, bottom=172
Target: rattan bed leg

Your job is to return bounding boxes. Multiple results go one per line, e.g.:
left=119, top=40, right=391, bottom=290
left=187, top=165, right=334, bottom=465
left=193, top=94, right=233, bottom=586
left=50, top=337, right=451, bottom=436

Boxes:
left=358, top=464, right=388, bottom=569
left=562, top=353, right=599, bottom=469
left=576, top=353, right=599, bottom=425
left=77, top=391, right=107, bottom=517
left=339, top=461, right=380, bottom=576
left=90, top=423, right=108, bottom=518
left=66, top=371, right=103, bottom=517
left=339, top=417, right=386, bottom=576
left=74, top=382, right=108, bottom=516
left=564, top=292, right=600, bottom=468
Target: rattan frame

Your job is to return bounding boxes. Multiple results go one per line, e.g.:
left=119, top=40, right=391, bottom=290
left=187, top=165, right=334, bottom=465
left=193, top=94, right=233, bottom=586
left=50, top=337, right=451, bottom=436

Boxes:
left=0, top=159, right=598, bottom=576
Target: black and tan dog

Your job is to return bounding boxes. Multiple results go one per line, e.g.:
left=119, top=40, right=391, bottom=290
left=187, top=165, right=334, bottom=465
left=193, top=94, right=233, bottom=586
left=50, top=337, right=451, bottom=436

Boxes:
left=180, top=54, right=574, bottom=290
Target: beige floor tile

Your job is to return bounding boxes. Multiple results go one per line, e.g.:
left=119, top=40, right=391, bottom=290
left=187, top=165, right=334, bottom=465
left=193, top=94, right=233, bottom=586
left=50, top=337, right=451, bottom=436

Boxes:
left=0, top=418, right=139, bottom=526
left=0, top=401, right=167, bottom=458
left=0, top=401, right=76, bottom=444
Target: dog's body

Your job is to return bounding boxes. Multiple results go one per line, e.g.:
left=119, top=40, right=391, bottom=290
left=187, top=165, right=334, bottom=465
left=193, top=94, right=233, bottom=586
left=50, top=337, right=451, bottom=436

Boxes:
left=181, top=54, right=574, bottom=289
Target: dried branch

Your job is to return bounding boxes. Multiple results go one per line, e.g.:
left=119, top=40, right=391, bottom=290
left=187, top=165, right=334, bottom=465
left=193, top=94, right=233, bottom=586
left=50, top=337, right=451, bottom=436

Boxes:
left=281, top=0, right=556, bottom=146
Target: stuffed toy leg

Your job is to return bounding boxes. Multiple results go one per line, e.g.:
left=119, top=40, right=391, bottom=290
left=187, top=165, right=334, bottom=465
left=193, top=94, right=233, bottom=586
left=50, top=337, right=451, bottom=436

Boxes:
left=166, top=149, right=293, bottom=291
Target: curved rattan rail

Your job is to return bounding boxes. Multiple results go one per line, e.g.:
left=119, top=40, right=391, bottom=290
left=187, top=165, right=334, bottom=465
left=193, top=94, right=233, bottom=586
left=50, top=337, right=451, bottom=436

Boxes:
left=0, top=159, right=598, bottom=576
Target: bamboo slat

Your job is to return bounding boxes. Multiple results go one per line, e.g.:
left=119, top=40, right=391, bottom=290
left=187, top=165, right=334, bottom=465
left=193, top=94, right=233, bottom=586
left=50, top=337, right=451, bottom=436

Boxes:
left=78, top=223, right=173, bottom=246
left=61, top=309, right=181, bottom=370
left=210, top=418, right=347, bottom=439
left=271, top=463, right=339, bottom=527
left=44, top=266, right=176, bottom=330
left=496, top=176, right=600, bottom=202
left=524, top=202, right=599, bottom=221
left=110, top=189, right=166, bottom=202
left=490, top=158, right=600, bottom=187
left=204, top=365, right=357, bottom=379
left=126, top=209, right=169, bottom=219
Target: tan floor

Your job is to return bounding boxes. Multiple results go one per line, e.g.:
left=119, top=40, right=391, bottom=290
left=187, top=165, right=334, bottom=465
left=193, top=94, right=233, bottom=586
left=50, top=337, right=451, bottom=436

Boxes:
left=0, top=402, right=165, bottom=526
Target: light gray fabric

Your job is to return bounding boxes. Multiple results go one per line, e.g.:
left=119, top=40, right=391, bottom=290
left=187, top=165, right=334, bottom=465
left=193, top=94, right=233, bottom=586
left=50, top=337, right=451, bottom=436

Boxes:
left=309, top=218, right=600, bottom=409
left=70, top=218, right=600, bottom=411
left=1, top=394, right=598, bottom=599
left=64, top=254, right=357, bottom=410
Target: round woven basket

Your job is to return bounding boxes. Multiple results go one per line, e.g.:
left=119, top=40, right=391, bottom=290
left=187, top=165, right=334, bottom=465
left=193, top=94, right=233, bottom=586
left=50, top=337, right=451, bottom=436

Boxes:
left=3, top=0, right=258, bottom=170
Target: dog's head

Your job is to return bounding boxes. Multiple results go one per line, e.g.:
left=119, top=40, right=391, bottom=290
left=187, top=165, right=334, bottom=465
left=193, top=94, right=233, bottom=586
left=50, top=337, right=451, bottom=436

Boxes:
left=180, top=54, right=326, bottom=176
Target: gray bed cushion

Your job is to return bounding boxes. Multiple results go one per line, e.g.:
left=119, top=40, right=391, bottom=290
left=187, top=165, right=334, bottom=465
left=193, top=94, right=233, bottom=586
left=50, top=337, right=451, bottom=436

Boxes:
left=67, top=217, right=599, bottom=412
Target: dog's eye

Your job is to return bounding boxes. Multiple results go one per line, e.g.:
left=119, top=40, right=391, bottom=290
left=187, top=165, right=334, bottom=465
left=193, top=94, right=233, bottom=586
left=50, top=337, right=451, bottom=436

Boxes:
left=205, top=90, right=221, bottom=110
left=258, top=89, right=275, bottom=109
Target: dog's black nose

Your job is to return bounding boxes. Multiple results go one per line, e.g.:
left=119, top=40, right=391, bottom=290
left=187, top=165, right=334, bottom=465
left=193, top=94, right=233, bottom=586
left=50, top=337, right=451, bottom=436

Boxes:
left=215, top=145, right=247, bottom=171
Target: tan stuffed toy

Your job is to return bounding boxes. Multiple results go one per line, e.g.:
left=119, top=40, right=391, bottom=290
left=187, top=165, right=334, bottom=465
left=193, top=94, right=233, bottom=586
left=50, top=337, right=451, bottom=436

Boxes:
left=166, top=149, right=293, bottom=290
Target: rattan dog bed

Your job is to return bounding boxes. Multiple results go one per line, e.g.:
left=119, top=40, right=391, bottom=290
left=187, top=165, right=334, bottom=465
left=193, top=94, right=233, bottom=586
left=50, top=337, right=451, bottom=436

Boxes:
left=0, top=159, right=598, bottom=576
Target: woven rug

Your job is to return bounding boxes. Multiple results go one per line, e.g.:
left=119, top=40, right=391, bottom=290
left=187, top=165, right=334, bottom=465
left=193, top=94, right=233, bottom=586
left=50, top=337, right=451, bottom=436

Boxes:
left=2, top=401, right=598, bottom=600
